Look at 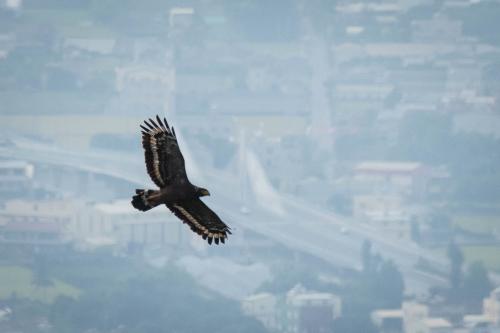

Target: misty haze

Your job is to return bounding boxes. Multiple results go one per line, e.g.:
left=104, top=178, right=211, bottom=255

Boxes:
left=0, top=0, right=500, bottom=332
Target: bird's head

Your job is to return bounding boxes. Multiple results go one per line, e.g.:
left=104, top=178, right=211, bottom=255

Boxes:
left=196, top=187, right=210, bottom=197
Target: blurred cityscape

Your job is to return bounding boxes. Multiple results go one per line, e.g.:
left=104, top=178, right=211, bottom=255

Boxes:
left=0, top=0, right=500, bottom=332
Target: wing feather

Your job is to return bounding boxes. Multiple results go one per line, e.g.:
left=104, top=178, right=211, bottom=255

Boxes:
left=140, top=116, right=188, bottom=187
left=167, top=199, right=231, bottom=245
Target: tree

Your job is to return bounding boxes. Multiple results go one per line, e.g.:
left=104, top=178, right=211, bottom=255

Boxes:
left=463, top=261, right=492, bottom=304
left=327, top=192, right=352, bottom=216
left=410, top=219, right=421, bottom=244
left=31, top=255, right=54, bottom=302
left=361, top=239, right=372, bottom=274
left=375, top=260, right=405, bottom=308
left=50, top=263, right=267, bottom=333
left=392, top=111, right=452, bottom=165
left=447, top=241, right=464, bottom=293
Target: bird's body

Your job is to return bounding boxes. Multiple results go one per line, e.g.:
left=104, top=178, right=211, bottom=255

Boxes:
left=131, top=115, right=230, bottom=245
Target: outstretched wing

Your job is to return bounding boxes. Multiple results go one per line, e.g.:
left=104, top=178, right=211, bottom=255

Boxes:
left=167, top=198, right=231, bottom=245
left=140, top=115, right=188, bottom=188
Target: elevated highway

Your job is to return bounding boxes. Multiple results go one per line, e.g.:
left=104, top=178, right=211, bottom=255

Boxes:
left=0, top=138, right=449, bottom=295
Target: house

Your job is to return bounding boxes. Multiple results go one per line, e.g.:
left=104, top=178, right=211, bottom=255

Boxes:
left=353, top=161, right=429, bottom=198
left=352, top=195, right=412, bottom=239
left=242, top=285, right=342, bottom=333
left=403, top=302, right=429, bottom=333
left=242, top=293, right=280, bottom=332
left=285, top=284, right=342, bottom=333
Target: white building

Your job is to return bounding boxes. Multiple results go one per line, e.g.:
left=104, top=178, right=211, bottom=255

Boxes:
left=373, top=302, right=453, bottom=333
left=403, top=302, right=429, bottom=333
left=424, top=318, right=452, bottom=333
left=0, top=200, right=74, bottom=246
left=484, top=287, right=500, bottom=326
left=285, top=284, right=342, bottom=333
left=353, top=161, right=429, bottom=198
left=242, top=293, right=280, bottom=332
left=73, top=200, right=184, bottom=250
left=241, top=284, right=342, bottom=333
left=169, top=7, right=194, bottom=29
left=372, top=309, right=404, bottom=333
left=0, top=199, right=185, bottom=250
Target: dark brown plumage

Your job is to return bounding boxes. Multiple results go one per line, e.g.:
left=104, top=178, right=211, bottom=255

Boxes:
left=131, top=115, right=231, bottom=245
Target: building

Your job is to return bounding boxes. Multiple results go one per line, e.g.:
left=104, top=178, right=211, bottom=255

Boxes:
left=484, top=287, right=500, bottom=326
left=463, top=314, right=497, bottom=333
left=353, top=161, right=430, bottom=198
left=373, top=302, right=453, bottom=333
left=0, top=221, right=68, bottom=246
left=169, top=7, right=194, bottom=29
left=0, top=200, right=73, bottom=247
left=424, top=318, right=452, bottom=333
left=371, top=309, right=404, bottom=333
left=242, top=293, right=280, bottom=332
left=353, top=195, right=412, bottom=239
left=242, top=285, right=342, bottom=333
left=0, top=307, right=11, bottom=322
left=0, top=199, right=185, bottom=251
left=86, top=200, right=185, bottom=250
left=403, top=302, right=429, bottom=333
left=285, top=284, right=342, bottom=333
left=0, top=160, right=34, bottom=199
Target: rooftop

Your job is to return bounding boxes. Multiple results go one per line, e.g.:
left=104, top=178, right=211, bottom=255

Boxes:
left=372, top=309, right=404, bottom=318
left=425, top=317, right=452, bottom=328
left=170, top=7, right=194, bottom=15
left=355, top=161, right=422, bottom=173
left=244, top=293, right=275, bottom=302
left=2, top=221, right=62, bottom=233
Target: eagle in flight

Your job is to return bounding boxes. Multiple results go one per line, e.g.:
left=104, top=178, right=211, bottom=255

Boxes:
left=131, top=115, right=231, bottom=245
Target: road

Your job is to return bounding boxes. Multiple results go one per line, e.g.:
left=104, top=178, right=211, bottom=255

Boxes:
left=1, top=138, right=450, bottom=295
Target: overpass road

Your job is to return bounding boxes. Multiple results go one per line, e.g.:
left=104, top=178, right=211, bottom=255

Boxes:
left=1, top=138, right=452, bottom=295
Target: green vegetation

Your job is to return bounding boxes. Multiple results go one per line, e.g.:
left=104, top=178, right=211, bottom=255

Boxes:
left=463, top=246, right=500, bottom=272
left=433, top=243, right=500, bottom=273
left=463, top=261, right=492, bottom=302
left=0, top=265, right=80, bottom=303
left=391, top=111, right=500, bottom=206
left=448, top=241, right=464, bottom=293
left=453, top=215, right=500, bottom=234
left=1, top=250, right=266, bottom=333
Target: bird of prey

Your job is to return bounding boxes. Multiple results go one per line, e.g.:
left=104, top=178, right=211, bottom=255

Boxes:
left=131, top=115, right=231, bottom=245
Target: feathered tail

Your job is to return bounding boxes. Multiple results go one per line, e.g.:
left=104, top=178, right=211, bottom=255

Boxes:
left=131, top=189, right=161, bottom=211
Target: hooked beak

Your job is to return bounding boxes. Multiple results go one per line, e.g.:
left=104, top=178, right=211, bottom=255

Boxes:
left=201, top=189, right=210, bottom=196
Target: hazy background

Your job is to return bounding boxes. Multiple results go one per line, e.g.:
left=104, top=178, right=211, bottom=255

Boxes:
left=0, top=0, right=500, bottom=332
